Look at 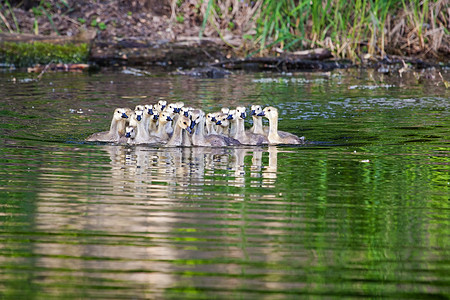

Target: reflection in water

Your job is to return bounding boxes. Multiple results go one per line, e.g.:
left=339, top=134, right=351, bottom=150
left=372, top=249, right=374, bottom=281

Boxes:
left=104, top=145, right=280, bottom=190
left=33, top=145, right=283, bottom=297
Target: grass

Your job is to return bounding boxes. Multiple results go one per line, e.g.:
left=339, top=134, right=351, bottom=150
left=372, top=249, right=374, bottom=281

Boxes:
left=195, top=0, right=448, bottom=61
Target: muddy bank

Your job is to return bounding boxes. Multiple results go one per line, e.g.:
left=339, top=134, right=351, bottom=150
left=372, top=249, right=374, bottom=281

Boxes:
left=2, top=31, right=448, bottom=80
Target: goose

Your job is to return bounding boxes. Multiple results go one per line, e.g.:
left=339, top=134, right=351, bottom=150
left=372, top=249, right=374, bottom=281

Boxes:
left=190, top=110, right=240, bottom=147
left=226, top=109, right=237, bottom=137
left=166, top=115, right=192, bottom=147
left=205, top=112, right=219, bottom=135
left=143, top=104, right=154, bottom=132
left=124, top=126, right=136, bottom=144
left=178, top=107, right=194, bottom=147
left=86, top=108, right=129, bottom=142
left=234, top=106, right=268, bottom=145
left=249, top=105, right=269, bottom=135
left=133, top=110, right=163, bottom=144
left=148, top=108, right=159, bottom=134
left=154, top=111, right=173, bottom=142
left=215, top=113, right=231, bottom=136
left=259, top=106, right=305, bottom=145
left=167, top=102, right=184, bottom=134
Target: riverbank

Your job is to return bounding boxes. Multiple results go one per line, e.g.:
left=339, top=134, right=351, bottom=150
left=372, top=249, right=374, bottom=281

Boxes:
left=0, top=0, right=449, bottom=71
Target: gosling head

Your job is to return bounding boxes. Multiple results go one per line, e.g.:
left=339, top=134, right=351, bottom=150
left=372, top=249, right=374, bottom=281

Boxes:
left=177, top=115, right=192, bottom=134
left=135, top=104, right=145, bottom=111
left=125, top=126, right=136, bottom=138
left=180, top=106, right=193, bottom=118
left=260, top=106, right=278, bottom=119
left=236, top=106, right=247, bottom=119
left=155, top=100, right=167, bottom=113
left=189, top=109, right=205, bottom=129
left=206, top=112, right=218, bottom=124
left=175, top=102, right=185, bottom=113
left=166, top=103, right=178, bottom=114
left=159, top=111, right=173, bottom=124
left=216, top=113, right=230, bottom=127
left=226, top=109, right=236, bottom=120
left=251, top=105, right=263, bottom=117
left=144, top=104, right=154, bottom=116
left=134, top=109, right=144, bottom=122
left=221, top=107, right=230, bottom=115
left=113, top=108, right=129, bottom=121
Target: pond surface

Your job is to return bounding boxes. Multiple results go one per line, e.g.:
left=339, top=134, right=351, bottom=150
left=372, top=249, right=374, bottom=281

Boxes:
left=0, top=68, right=449, bottom=299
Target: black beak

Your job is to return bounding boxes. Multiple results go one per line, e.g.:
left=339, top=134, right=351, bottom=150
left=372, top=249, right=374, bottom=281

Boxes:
left=161, top=105, right=166, bottom=110
left=121, top=113, right=128, bottom=119
left=125, top=132, right=131, bottom=138
left=153, top=115, right=159, bottom=120
left=226, top=114, right=233, bottom=120
left=251, top=110, right=256, bottom=115
left=137, top=115, right=142, bottom=121
left=216, top=120, right=222, bottom=125
left=240, top=113, right=246, bottom=119
left=166, top=116, right=172, bottom=121
left=186, top=127, right=192, bottom=134
left=184, top=111, right=189, bottom=117
left=148, top=108, right=153, bottom=115
left=189, top=120, right=196, bottom=129
left=211, top=117, right=217, bottom=122
left=257, top=112, right=265, bottom=117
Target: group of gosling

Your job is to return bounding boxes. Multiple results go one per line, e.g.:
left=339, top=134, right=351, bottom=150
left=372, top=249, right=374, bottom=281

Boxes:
left=86, top=100, right=305, bottom=146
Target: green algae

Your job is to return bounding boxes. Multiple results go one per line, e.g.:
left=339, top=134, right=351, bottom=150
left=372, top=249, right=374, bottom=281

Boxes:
left=0, top=41, right=89, bottom=68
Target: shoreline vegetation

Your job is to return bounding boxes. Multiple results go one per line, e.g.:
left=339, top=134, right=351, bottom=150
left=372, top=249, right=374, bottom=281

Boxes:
left=0, top=0, right=448, bottom=69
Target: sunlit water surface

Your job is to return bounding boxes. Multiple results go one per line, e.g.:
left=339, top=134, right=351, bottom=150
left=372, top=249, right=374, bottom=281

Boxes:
left=0, top=69, right=449, bottom=299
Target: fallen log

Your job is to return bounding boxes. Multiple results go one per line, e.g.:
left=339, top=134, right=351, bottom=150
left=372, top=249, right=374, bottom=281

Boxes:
left=211, top=56, right=350, bottom=71
left=0, top=30, right=96, bottom=45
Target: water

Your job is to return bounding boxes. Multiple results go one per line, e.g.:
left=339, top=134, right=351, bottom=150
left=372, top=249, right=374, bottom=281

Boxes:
left=0, top=68, right=449, bottom=299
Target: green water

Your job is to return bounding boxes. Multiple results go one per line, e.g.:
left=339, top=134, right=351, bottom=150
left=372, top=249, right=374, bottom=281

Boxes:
left=0, top=69, right=448, bottom=299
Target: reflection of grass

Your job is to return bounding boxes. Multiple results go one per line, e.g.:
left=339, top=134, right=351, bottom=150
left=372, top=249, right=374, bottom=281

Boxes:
left=0, top=41, right=89, bottom=68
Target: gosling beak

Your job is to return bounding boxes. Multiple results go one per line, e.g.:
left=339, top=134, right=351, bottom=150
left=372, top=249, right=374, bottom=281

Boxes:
left=240, top=112, right=247, bottom=119
left=125, top=132, right=131, bottom=138
left=166, top=116, right=172, bottom=122
left=136, top=115, right=142, bottom=121
left=184, top=111, right=189, bottom=117
left=121, top=113, right=128, bottom=119
left=251, top=110, right=256, bottom=116
left=211, top=116, right=217, bottom=122
left=257, top=112, right=265, bottom=117
left=175, top=108, right=181, bottom=113
left=226, top=114, right=233, bottom=120
left=153, top=115, right=159, bottom=120
left=216, top=120, right=222, bottom=125
left=148, top=108, right=153, bottom=115
left=186, top=127, right=192, bottom=134
left=161, top=105, right=166, bottom=110
left=189, top=120, right=196, bottom=129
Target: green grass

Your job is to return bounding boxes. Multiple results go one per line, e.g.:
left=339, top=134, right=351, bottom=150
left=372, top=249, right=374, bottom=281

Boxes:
left=197, top=0, right=448, bottom=61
